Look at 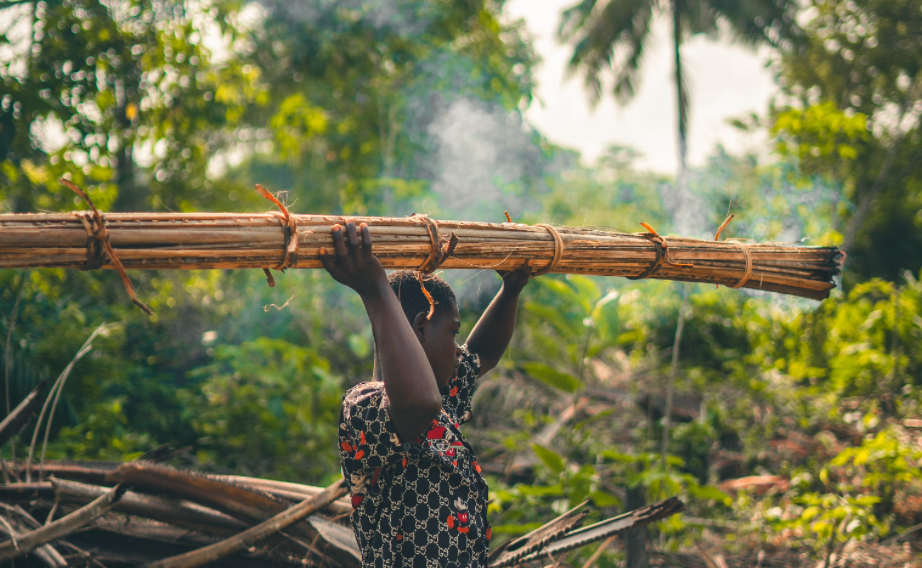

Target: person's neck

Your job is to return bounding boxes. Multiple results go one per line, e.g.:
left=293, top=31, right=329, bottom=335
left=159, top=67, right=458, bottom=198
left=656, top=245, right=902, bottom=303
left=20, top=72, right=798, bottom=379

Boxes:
left=372, top=350, right=382, bottom=382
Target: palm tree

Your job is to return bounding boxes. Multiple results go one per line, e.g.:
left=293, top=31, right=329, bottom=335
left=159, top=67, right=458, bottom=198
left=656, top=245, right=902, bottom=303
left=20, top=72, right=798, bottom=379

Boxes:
left=559, top=0, right=800, bottom=192
left=559, top=3, right=799, bottom=566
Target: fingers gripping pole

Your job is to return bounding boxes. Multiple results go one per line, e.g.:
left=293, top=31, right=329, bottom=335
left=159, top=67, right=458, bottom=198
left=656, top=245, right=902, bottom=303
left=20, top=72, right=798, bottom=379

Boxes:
left=61, top=179, right=153, bottom=316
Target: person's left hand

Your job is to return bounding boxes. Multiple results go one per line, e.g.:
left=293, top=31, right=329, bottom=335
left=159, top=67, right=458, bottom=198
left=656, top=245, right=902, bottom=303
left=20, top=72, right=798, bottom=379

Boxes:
left=497, top=259, right=534, bottom=294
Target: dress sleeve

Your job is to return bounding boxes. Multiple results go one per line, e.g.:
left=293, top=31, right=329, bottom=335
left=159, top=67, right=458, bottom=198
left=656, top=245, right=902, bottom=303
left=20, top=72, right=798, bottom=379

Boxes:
left=339, top=383, right=405, bottom=481
left=442, top=345, right=482, bottom=426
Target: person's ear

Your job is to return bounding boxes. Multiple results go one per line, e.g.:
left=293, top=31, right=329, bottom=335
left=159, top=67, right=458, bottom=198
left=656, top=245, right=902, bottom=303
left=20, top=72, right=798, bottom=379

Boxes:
left=411, top=311, right=429, bottom=340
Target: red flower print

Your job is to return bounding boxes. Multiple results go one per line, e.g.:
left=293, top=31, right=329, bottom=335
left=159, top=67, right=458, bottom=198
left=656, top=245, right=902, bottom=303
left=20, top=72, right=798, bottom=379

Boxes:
left=449, top=386, right=458, bottom=397
left=341, top=441, right=353, bottom=452
left=458, top=527, right=469, bottom=534
left=354, top=450, right=365, bottom=460
left=360, top=431, right=366, bottom=445
left=486, top=527, right=492, bottom=540
left=351, top=494, right=364, bottom=508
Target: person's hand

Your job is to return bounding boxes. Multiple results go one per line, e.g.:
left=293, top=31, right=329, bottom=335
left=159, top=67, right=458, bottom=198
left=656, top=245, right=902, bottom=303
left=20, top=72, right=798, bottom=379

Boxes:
left=497, top=259, right=534, bottom=295
left=319, top=220, right=387, bottom=296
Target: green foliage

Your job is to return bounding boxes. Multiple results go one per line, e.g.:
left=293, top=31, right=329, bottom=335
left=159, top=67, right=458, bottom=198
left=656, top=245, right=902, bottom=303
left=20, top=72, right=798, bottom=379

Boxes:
left=771, top=492, right=882, bottom=555
left=179, top=337, right=342, bottom=481
left=830, top=428, right=922, bottom=512
left=754, top=429, right=920, bottom=560
left=773, top=102, right=869, bottom=170
left=56, top=397, right=156, bottom=460
left=521, top=363, right=581, bottom=393
left=777, top=0, right=922, bottom=282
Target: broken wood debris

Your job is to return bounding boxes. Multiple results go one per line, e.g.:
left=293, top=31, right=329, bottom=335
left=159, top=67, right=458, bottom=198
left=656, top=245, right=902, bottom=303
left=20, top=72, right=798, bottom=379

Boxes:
left=0, top=458, right=685, bottom=567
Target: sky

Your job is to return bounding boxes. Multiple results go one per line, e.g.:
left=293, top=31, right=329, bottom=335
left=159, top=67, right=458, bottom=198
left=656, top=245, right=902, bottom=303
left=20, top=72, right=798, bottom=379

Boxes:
left=504, top=0, right=778, bottom=174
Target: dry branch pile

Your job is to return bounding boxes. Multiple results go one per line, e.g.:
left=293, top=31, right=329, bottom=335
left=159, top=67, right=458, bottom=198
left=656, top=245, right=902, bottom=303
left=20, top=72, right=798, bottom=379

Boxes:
left=0, top=459, right=683, bottom=568
left=0, top=382, right=685, bottom=566
left=0, top=183, right=843, bottom=308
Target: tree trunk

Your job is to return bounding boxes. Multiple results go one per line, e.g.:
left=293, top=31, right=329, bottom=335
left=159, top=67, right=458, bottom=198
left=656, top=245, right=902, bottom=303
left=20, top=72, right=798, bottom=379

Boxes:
left=625, top=483, right=648, bottom=568
left=112, top=79, right=145, bottom=213
left=672, top=0, right=688, bottom=196
left=661, top=286, right=687, bottom=469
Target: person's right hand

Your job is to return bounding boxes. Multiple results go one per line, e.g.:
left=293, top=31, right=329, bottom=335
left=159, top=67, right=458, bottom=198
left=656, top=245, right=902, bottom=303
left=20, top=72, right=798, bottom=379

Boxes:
left=319, top=220, right=387, bottom=296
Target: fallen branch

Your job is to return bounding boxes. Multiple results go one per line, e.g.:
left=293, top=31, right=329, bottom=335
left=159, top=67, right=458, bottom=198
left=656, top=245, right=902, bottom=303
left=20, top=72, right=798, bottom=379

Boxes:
left=0, top=512, right=66, bottom=568
left=52, top=478, right=248, bottom=535
left=0, top=381, right=45, bottom=448
left=0, top=483, right=124, bottom=562
left=142, top=478, right=346, bottom=568
left=492, top=496, right=685, bottom=568
left=105, top=462, right=292, bottom=523
left=221, top=475, right=353, bottom=515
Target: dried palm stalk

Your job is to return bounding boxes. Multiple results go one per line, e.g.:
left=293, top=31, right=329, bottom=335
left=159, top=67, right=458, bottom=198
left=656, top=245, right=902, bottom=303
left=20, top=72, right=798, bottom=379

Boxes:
left=0, top=183, right=843, bottom=303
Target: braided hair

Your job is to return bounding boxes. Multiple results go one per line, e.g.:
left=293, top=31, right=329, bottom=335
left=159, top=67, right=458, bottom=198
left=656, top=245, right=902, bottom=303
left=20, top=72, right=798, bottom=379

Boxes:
left=388, top=270, right=457, bottom=323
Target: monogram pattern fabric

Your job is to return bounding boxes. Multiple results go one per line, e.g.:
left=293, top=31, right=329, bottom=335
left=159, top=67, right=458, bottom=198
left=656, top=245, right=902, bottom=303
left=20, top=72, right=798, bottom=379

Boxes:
left=339, top=346, right=490, bottom=568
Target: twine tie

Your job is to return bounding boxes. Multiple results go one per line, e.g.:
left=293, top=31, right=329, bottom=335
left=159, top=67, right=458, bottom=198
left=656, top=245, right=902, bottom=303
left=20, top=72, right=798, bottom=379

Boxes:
left=256, top=184, right=307, bottom=287
left=61, top=178, right=152, bottom=315
left=534, top=224, right=564, bottom=276
left=629, top=222, right=693, bottom=280
left=410, top=214, right=458, bottom=319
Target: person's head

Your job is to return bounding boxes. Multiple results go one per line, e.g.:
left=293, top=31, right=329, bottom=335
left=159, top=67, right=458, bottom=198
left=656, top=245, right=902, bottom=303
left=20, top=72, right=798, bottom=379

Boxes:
left=388, top=270, right=461, bottom=388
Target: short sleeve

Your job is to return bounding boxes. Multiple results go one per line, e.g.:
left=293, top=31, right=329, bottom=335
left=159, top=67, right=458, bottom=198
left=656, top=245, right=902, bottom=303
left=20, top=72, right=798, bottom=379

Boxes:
left=339, top=383, right=404, bottom=480
left=442, top=345, right=482, bottom=425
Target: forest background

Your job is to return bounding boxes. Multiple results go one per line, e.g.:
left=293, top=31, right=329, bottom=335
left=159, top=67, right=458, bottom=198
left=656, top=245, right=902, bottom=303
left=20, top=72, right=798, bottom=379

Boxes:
left=1, top=0, right=921, bottom=566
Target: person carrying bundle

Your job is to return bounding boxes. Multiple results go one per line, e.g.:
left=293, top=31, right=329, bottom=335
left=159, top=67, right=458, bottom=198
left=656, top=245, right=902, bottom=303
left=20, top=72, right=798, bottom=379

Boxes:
left=320, top=220, right=533, bottom=568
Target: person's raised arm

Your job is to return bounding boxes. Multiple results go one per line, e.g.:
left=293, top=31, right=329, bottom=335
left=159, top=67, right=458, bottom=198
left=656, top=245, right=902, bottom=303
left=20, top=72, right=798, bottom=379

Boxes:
left=320, top=220, right=441, bottom=442
left=465, top=260, right=533, bottom=375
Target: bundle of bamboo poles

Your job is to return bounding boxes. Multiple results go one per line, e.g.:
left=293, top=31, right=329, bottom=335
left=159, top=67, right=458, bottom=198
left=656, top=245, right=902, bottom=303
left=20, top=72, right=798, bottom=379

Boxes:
left=0, top=182, right=843, bottom=310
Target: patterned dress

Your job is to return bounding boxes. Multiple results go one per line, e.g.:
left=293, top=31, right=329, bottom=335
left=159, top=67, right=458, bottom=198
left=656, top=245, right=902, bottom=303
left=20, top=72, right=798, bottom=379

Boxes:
left=338, top=346, right=490, bottom=568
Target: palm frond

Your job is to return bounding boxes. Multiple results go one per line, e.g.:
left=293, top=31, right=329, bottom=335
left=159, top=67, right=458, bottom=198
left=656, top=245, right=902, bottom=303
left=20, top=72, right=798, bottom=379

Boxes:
left=559, top=0, right=601, bottom=43
left=560, top=0, right=656, bottom=106
left=705, top=0, right=801, bottom=48
left=683, top=0, right=720, bottom=38
left=611, top=2, right=654, bottom=105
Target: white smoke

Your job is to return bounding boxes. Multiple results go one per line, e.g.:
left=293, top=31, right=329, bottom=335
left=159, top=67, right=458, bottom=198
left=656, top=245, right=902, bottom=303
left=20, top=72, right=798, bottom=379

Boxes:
left=663, top=175, right=710, bottom=239
left=425, top=97, right=543, bottom=223
left=259, top=0, right=432, bottom=38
